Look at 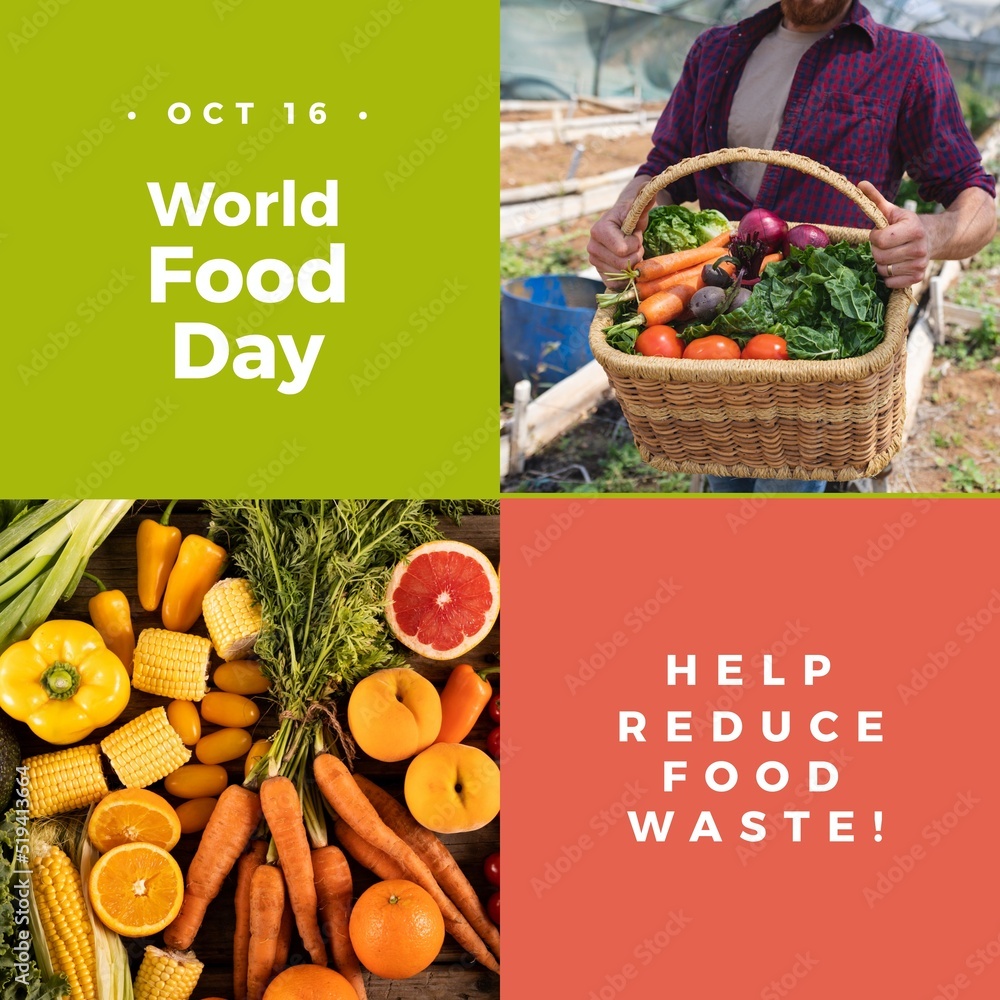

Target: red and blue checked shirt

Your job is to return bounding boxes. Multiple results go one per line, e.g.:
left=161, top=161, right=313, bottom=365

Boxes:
left=637, top=1, right=996, bottom=228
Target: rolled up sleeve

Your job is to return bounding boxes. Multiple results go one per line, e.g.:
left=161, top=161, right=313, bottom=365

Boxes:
left=898, top=40, right=996, bottom=207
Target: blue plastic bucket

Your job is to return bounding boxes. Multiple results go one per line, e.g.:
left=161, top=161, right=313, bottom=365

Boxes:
left=501, top=275, right=603, bottom=389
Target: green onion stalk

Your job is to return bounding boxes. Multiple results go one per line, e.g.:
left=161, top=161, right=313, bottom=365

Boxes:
left=0, top=500, right=135, bottom=654
left=206, top=499, right=443, bottom=848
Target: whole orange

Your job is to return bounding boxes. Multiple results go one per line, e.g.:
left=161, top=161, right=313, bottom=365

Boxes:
left=349, top=878, right=445, bottom=979
left=262, top=965, right=356, bottom=999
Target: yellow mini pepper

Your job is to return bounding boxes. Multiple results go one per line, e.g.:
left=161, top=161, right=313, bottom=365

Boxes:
left=85, top=573, right=135, bottom=676
left=161, top=534, right=227, bottom=633
left=136, top=499, right=182, bottom=612
left=0, top=619, right=130, bottom=745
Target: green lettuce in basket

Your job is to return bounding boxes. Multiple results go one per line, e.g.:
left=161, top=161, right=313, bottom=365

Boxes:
left=681, top=242, right=889, bottom=360
left=642, top=205, right=730, bottom=257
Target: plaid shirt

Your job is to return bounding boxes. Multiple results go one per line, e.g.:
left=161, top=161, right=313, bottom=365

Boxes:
left=637, top=1, right=996, bottom=228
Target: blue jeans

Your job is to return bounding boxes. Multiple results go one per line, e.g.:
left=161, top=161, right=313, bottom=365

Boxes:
left=707, top=477, right=827, bottom=493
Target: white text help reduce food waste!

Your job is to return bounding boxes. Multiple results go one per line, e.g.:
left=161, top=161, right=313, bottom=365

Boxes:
left=148, top=180, right=343, bottom=395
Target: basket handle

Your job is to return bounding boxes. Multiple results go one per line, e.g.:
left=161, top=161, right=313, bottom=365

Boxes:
left=620, top=146, right=888, bottom=236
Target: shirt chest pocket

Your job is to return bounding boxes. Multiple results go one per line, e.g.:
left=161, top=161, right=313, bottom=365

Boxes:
left=790, top=91, right=891, bottom=175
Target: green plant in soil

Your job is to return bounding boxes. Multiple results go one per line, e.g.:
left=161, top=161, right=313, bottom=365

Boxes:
left=947, top=457, right=999, bottom=493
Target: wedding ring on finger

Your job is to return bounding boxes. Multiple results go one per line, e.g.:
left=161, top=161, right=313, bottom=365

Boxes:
left=886, top=262, right=893, bottom=278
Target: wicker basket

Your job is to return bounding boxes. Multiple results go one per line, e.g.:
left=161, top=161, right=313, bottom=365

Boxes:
left=589, top=147, right=908, bottom=481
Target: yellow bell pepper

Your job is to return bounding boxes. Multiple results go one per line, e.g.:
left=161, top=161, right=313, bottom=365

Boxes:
left=0, top=619, right=130, bottom=745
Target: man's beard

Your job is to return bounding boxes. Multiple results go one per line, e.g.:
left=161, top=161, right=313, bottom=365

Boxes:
left=781, top=0, right=849, bottom=26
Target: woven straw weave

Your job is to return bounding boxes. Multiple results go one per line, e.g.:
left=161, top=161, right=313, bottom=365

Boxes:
left=589, top=148, right=908, bottom=481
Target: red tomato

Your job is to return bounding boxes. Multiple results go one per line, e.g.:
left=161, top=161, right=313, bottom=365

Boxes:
left=487, top=892, right=500, bottom=924
left=484, top=853, right=500, bottom=886
left=487, top=727, right=501, bottom=758
left=682, top=335, right=741, bottom=360
left=488, top=694, right=500, bottom=723
left=741, top=334, right=789, bottom=360
left=635, top=325, right=683, bottom=358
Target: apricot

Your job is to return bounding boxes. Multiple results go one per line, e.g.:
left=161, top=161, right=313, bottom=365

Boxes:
left=404, top=743, right=500, bottom=833
left=348, top=667, right=442, bottom=762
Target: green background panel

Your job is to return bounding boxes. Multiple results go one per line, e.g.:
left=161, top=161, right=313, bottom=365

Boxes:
left=1, top=0, right=498, bottom=497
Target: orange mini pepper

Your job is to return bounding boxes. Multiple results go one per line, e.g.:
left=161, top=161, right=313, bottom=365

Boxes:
left=161, top=533, right=227, bottom=632
left=435, top=663, right=499, bottom=744
left=136, top=499, right=182, bottom=612
left=84, top=573, right=136, bottom=676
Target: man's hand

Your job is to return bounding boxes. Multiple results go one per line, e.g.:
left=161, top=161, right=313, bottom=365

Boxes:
left=858, top=180, right=929, bottom=288
left=587, top=176, right=657, bottom=289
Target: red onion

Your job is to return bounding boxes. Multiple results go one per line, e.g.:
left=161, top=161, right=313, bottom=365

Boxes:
left=783, top=224, right=831, bottom=255
left=737, top=208, right=787, bottom=253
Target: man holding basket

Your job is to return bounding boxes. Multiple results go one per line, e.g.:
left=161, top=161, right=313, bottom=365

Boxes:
left=588, top=0, right=996, bottom=493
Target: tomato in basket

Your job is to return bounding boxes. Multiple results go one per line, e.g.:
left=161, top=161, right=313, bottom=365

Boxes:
left=635, top=325, right=684, bottom=358
left=682, top=335, right=741, bottom=360
left=741, top=334, right=789, bottom=360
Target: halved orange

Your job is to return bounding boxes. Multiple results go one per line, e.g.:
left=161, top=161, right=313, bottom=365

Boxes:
left=88, top=843, right=184, bottom=937
left=87, top=789, right=181, bottom=853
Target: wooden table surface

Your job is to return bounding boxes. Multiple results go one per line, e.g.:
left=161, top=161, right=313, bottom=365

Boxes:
left=12, top=502, right=501, bottom=1000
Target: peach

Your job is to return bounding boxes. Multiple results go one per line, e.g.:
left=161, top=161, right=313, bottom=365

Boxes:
left=404, top=743, right=500, bottom=833
left=347, top=667, right=442, bottom=762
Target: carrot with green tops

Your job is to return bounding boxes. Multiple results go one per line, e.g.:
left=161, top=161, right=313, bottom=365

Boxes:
left=313, top=846, right=367, bottom=1000
left=165, top=784, right=262, bottom=950
left=355, top=775, right=499, bottom=960
left=248, top=865, right=285, bottom=1000
left=234, top=840, right=267, bottom=1000
left=259, top=776, right=327, bottom=967
left=313, top=753, right=499, bottom=973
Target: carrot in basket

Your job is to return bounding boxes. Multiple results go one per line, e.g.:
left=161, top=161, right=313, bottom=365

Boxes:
left=637, top=256, right=736, bottom=300
left=634, top=239, right=732, bottom=282
left=639, top=284, right=695, bottom=326
left=354, top=775, right=500, bottom=961
left=314, top=846, right=367, bottom=1000
left=314, top=753, right=499, bottom=974
left=234, top=840, right=267, bottom=1000
left=164, top=784, right=262, bottom=950
left=272, top=895, right=294, bottom=977
left=259, top=776, right=328, bottom=967
left=760, top=252, right=783, bottom=273
left=248, top=864, right=285, bottom=1000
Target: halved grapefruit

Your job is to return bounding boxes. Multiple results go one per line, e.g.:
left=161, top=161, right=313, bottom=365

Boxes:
left=385, top=540, right=500, bottom=660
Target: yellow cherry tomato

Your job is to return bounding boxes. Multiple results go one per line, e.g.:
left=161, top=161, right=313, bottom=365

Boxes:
left=164, top=764, right=228, bottom=799
left=175, top=797, right=218, bottom=834
left=195, top=728, right=253, bottom=765
left=166, top=700, right=201, bottom=746
left=213, top=660, right=270, bottom=696
left=200, top=691, right=259, bottom=728
left=244, top=739, right=273, bottom=781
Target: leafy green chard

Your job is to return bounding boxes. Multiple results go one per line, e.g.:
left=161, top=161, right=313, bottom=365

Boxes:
left=681, top=242, right=887, bottom=359
left=205, top=499, right=443, bottom=846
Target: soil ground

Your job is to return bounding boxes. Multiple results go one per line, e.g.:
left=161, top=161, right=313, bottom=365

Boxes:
left=501, top=131, right=655, bottom=188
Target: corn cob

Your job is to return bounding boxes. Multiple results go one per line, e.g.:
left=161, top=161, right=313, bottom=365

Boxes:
left=133, top=628, right=212, bottom=701
left=23, top=744, right=108, bottom=819
left=133, top=946, right=204, bottom=1000
left=202, top=578, right=261, bottom=661
left=101, top=707, right=192, bottom=788
left=31, top=844, right=98, bottom=1000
